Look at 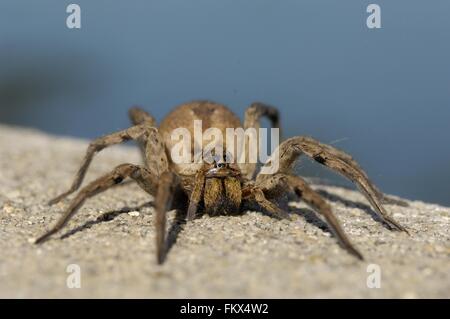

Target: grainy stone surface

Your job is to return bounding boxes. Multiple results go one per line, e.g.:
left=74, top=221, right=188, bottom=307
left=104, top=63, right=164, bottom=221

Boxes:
left=0, top=125, right=449, bottom=298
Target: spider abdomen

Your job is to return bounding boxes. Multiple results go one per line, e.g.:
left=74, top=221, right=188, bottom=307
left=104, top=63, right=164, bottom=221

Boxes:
left=158, top=100, right=242, bottom=176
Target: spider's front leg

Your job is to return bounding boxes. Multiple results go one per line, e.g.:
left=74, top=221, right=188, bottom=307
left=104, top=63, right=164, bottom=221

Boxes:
left=257, top=136, right=408, bottom=233
left=153, top=171, right=180, bottom=264
left=241, top=182, right=290, bottom=220
left=48, top=120, right=167, bottom=205
left=256, top=174, right=363, bottom=260
left=35, top=164, right=180, bottom=264
left=317, top=141, right=408, bottom=207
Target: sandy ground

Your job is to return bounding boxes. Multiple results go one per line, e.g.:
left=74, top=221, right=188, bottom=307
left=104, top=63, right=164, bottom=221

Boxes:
left=0, top=124, right=449, bottom=298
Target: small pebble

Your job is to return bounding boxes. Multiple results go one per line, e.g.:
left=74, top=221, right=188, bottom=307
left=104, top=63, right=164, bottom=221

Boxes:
left=3, top=204, right=14, bottom=214
left=128, top=211, right=140, bottom=217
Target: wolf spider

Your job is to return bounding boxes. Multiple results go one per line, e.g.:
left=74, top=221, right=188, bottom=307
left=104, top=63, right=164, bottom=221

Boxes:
left=35, top=101, right=408, bottom=263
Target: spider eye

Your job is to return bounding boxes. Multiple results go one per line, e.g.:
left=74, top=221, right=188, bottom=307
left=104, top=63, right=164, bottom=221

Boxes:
left=216, top=163, right=226, bottom=168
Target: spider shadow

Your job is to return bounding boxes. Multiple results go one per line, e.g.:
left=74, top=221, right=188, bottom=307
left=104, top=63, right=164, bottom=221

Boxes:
left=161, top=201, right=255, bottom=263
left=260, top=197, right=349, bottom=251
left=59, top=202, right=152, bottom=240
left=159, top=209, right=187, bottom=263
left=58, top=198, right=187, bottom=264
left=289, top=206, right=331, bottom=233
left=314, top=188, right=393, bottom=230
left=240, top=196, right=330, bottom=235
left=289, top=206, right=368, bottom=258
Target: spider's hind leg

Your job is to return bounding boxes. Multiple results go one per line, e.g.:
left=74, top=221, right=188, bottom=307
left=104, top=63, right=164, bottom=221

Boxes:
left=241, top=102, right=281, bottom=180
left=128, top=107, right=158, bottom=163
left=129, top=106, right=156, bottom=127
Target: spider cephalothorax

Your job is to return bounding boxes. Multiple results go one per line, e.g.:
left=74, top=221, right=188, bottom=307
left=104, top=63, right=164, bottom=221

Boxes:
left=35, top=100, right=408, bottom=263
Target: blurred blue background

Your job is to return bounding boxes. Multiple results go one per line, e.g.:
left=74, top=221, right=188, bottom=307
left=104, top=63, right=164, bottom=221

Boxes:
left=0, top=0, right=449, bottom=205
